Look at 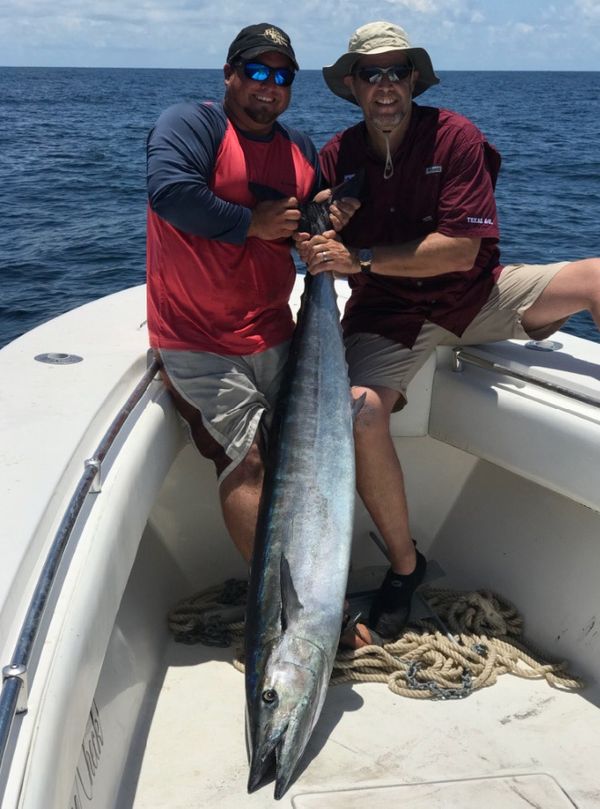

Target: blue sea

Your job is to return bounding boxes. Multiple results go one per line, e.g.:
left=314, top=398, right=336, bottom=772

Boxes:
left=1, top=67, right=599, bottom=348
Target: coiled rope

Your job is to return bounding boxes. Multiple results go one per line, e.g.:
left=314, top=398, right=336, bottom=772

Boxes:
left=167, top=581, right=583, bottom=699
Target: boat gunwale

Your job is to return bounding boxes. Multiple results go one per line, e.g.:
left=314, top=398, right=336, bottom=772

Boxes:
left=0, top=357, right=160, bottom=783
left=452, top=346, right=600, bottom=407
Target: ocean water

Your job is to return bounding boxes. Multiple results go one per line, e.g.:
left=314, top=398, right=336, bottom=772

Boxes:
left=0, top=66, right=599, bottom=348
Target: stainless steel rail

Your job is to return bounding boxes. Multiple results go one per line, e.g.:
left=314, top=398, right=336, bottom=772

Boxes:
left=0, top=358, right=160, bottom=776
left=452, top=347, right=600, bottom=408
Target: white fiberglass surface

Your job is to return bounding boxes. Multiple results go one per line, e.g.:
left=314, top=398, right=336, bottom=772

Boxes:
left=130, top=640, right=599, bottom=809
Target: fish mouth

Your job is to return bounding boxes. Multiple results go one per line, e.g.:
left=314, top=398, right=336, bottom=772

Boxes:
left=274, top=761, right=295, bottom=801
left=247, top=751, right=274, bottom=793
left=247, top=727, right=286, bottom=794
left=247, top=712, right=308, bottom=799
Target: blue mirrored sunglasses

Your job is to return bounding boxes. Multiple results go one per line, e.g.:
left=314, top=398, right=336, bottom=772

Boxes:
left=354, top=64, right=412, bottom=84
left=239, top=61, right=295, bottom=87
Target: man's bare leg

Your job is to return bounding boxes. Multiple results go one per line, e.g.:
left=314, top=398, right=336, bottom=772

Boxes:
left=219, top=441, right=264, bottom=563
left=522, top=258, right=600, bottom=333
left=352, top=384, right=427, bottom=637
left=353, top=384, right=417, bottom=574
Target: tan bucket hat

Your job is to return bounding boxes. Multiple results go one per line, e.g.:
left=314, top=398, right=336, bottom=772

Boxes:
left=323, top=21, right=440, bottom=104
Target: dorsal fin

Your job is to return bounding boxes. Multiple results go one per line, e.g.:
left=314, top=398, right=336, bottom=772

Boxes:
left=280, top=554, right=303, bottom=632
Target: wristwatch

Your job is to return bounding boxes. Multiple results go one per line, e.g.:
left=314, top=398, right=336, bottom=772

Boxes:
left=358, top=247, right=374, bottom=275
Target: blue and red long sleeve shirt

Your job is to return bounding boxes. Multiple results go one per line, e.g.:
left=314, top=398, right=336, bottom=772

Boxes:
left=146, top=101, right=320, bottom=354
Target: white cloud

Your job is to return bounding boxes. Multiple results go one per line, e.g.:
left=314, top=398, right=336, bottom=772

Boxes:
left=0, top=0, right=256, bottom=64
left=575, top=0, right=600, bottom=19
left=382, top=0, right=439, bottom=13
left=380, top=0, right=490, bottom=20
left=0, top=0, right=598, bottom=67
left=514, top=22, right=535, bottom=34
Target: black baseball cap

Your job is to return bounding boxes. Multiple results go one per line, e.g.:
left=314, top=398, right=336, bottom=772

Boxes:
left=226, top=23, right=299, bottom=71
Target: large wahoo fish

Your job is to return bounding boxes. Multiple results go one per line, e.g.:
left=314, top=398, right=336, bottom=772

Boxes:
left=245, top=178, right=361, bottom=799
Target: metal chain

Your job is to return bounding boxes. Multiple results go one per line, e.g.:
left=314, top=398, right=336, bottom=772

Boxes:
left=405, top=660, right=473, bottom=700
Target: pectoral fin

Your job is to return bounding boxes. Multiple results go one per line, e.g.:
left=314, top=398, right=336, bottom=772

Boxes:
left=280, top=554, right=303, bottom=632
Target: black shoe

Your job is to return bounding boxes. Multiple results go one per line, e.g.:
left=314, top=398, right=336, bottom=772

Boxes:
left=368, top=549, right=427, bottom=638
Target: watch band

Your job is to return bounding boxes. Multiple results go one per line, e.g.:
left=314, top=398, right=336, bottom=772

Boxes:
left=358, top=247, right=373, bottom=275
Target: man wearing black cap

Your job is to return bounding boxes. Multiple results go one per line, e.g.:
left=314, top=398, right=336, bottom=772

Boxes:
left=146, top=23, right=356, bottom=561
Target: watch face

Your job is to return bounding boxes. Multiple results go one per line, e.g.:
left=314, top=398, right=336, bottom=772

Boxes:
left=358, top=248, right=373, bottom=263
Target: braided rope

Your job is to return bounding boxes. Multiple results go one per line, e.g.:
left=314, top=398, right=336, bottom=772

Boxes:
left=167, top=578, right=247, bottom=647
left=167, top=581, right=583, bottom=698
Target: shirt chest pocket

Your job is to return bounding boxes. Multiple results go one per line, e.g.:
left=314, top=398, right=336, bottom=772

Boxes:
left=395, top=167, right=442, bottom=238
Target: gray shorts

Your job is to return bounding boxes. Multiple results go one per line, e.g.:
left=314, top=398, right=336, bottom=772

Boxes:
left=157, top=341, right=290, bottom=485
left=345, top=261, right=569, bottom=402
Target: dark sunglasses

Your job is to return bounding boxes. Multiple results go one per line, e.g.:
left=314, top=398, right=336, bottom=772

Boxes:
left=238, top=61, right=296, bottom=87
left=354, top=64, right=413, bottom=85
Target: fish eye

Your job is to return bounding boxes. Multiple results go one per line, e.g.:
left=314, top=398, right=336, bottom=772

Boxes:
left=262, top=688, right=278, bottom=704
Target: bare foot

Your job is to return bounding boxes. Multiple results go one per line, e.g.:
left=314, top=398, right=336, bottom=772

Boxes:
left=339, top=621, right=373, bottom=649
left=339, top=600, right=374, bottom=649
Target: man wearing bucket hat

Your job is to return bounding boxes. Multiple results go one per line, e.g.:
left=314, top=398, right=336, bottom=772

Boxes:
left=296, top=21, right=600, bottom=639
left=146, top=23, right=357, bottom=563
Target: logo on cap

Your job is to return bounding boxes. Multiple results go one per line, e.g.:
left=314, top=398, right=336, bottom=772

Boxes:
left=264, top=27, right=289, bottom=46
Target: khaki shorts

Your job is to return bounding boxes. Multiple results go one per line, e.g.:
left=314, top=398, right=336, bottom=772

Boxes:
left=345, top=261, right=569, bottom=402
left=157, top=341, right=290, bottom=485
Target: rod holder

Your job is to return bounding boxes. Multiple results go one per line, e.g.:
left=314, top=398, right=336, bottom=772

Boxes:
left=2, top=665, right=28, bottom=714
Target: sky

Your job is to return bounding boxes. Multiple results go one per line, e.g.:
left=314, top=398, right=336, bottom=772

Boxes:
left=1, top=0, right=600, bottom=70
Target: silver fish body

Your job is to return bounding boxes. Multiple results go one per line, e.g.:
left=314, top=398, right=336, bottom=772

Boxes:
left=245, top=270, right=356, bottom=799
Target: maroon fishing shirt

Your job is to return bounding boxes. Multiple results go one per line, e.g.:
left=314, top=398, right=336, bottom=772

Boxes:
left=320, top=104, right=503, bottom=348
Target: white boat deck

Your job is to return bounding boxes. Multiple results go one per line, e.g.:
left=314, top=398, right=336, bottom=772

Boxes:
left=130, top=639, right=600, bottom=808
left=2, top=282, right=599, bottom=809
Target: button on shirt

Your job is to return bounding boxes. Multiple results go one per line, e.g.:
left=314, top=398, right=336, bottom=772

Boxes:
left=320, top=105, right=503, bottom=349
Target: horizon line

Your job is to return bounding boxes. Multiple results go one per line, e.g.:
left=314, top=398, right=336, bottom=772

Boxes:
left=1, top=64, right=599, bottom=73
